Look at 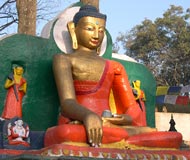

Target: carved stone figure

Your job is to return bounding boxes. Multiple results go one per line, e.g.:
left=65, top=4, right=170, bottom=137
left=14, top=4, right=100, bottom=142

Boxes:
left=7, top=118, right=30, bottom=147
left=1, top=66, right=27, bottom=119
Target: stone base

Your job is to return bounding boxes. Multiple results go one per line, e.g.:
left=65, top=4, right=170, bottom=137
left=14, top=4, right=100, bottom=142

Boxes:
left=0, top=144, right=190, bottom=159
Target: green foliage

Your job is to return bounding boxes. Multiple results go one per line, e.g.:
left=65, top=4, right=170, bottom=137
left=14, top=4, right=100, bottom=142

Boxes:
left=115, top=5, right=190, bottom=86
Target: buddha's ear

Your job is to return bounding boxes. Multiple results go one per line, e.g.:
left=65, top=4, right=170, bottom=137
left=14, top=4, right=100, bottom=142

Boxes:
left=67, top=21, right=78, bottom=50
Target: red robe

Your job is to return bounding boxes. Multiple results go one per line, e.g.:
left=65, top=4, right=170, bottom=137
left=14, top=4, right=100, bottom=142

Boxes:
left=45, top=60, right=182, bottom=148
left=58, top=60, right=146, bottom=125
left=45, top=60, right=146, bottom=146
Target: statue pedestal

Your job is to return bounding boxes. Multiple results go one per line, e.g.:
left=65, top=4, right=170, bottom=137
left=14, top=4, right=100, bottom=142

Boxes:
left=1, top=143, right=189, bottom=159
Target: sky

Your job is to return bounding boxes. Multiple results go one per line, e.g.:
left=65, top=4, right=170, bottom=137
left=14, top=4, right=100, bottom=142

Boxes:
left=58, top=0, right=190, bottom=43
left=1, top=0, right=189, bottom=50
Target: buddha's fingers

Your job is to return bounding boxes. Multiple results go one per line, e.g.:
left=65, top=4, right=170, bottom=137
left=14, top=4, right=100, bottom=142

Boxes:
left=87, top=128, right=102, bottom=147
left=97, top=128, right=102, bottom=147
left=93, top=128, right=102, bottom=147
left=87, top=129, right=92, bottom=145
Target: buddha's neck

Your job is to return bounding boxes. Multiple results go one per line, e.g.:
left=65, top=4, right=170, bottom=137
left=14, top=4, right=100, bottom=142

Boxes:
left=75, top=48, right=98, bottom=57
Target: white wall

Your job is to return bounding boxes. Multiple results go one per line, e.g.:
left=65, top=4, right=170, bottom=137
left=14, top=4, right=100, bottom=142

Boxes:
left=155, top=112, right=190, bottom=144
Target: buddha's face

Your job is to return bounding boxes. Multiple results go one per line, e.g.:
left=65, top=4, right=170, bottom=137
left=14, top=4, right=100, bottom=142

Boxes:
left=75, top=16, right=106, bottom=50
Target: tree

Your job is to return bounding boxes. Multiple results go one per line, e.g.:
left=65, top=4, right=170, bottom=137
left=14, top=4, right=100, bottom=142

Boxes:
left=16, top=0, right=37, bottom=35
left=0, top=0, right=62, bottom=36
left=115, top=5, right=190, bottom=86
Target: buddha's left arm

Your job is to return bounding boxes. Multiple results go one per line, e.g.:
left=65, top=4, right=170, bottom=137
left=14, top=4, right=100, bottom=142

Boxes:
left=112, top=61, right=137, bottom=114
left=111, top=61, right=143, bottom=125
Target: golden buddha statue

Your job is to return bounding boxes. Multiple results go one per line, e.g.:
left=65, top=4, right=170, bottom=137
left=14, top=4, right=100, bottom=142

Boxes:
left=44, top=5, right=182, bottom=149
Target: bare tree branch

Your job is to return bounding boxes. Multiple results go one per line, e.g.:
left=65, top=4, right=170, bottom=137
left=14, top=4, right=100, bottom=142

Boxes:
left=0, top=0, right=62, bottom=36
left=0, top=0, right=16, bottom=10
left=0, top=0, right=17, bottom=35
left=0, top=18, right=17, bottom=32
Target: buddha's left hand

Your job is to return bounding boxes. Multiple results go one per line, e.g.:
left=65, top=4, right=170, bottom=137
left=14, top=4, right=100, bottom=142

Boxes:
left=102, top=114, right=132, bottom=126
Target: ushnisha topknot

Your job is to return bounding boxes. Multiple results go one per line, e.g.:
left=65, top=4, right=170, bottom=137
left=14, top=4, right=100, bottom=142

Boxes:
left=73, top=5, right=107, bottom=26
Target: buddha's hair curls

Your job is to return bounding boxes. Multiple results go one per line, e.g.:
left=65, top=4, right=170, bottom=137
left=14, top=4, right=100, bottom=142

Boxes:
left=73, top=5, right=107, bottom=25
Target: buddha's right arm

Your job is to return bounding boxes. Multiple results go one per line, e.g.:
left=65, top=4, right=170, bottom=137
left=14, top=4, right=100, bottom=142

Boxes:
left=53, top=54, right=103, bottom=146
left=53, top=54, right=93, bottom=121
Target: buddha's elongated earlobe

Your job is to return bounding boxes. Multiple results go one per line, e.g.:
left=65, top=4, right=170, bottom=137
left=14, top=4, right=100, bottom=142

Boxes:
left=67, top=21, right=78, bottom=50
left=96, top=47, right=101, bottom=55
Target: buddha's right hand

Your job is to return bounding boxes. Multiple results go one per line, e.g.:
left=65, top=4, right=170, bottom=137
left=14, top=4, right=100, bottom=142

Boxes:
left=83, top=113, right=103, bottom=147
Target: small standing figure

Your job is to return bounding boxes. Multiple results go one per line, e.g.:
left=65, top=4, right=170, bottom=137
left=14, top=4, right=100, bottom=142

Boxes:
left=132, top=80, right=147, bottom=125
left=7, top=118, right=30, bottom=147
left=169, top=114, right=177, bottom=132
left=1, top=66, right=27, bottom=119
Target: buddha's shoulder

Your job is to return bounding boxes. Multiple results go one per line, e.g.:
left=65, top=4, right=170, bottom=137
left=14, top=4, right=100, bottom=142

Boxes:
left=53, top=53, right=74, bottom=60
left=107, top=59, right=123, bottom=66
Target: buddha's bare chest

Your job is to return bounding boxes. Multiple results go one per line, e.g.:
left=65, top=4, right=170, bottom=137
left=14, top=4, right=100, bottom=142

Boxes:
left=71, top=59, right=105, bottom=81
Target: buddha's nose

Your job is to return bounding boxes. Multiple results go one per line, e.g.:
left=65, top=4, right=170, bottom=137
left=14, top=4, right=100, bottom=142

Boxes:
left=93, top=28, right=99, bottom=39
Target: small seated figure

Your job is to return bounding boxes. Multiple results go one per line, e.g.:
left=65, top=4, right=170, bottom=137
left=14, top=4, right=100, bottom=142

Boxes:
left=1, top=65, right=27, bottom=119
left=45, top=5, right=182, bottom=149
left=7, top=118, right=30, bottom=147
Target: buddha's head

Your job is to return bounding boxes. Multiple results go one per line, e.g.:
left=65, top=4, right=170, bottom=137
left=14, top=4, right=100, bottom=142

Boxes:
left=67, top=5, right=107, bottom=51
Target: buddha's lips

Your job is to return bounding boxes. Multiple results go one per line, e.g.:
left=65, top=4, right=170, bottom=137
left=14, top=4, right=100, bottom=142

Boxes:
left=90, top=39, right=99, bottom=45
